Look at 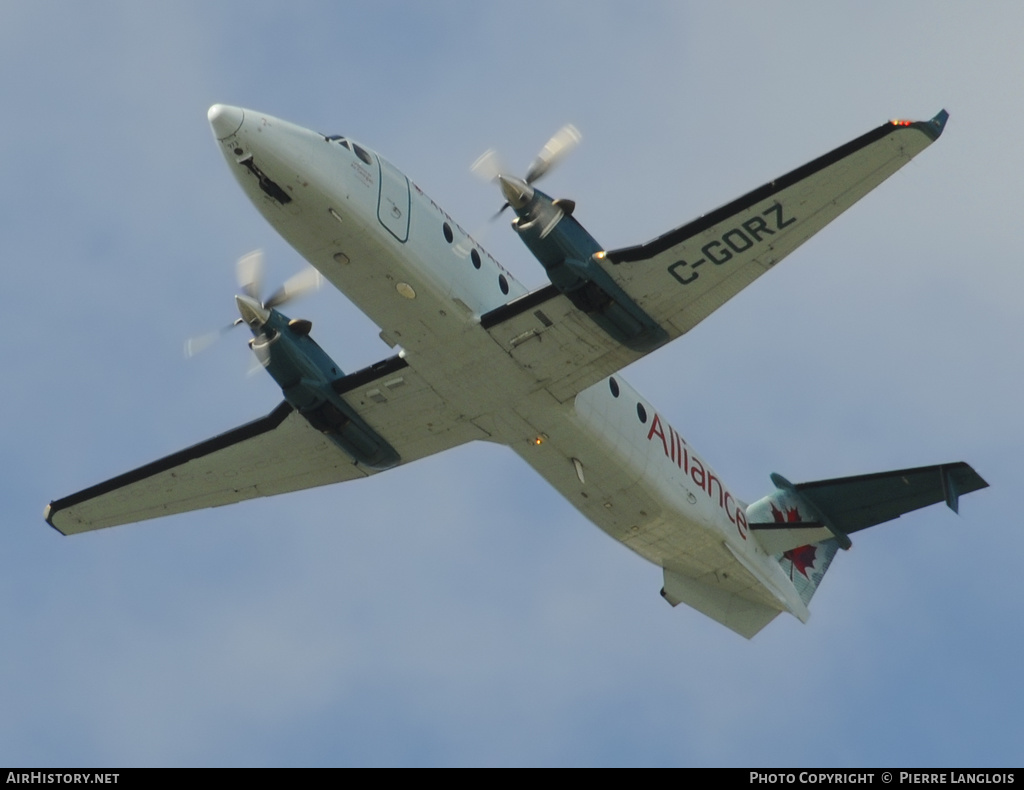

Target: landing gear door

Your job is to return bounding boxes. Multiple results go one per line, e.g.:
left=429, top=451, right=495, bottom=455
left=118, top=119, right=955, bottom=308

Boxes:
left=377, top=157, right=410, bottom=242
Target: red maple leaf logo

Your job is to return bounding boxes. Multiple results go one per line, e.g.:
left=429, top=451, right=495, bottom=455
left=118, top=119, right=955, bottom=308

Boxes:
left=770, top=504, right=803, bottom=523
left=783, top=544, right=817, bottom=579
left=772, top=503, right=815, bottom=577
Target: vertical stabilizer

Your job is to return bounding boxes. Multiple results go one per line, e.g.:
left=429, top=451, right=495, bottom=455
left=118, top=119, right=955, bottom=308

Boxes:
left=776, top=537, right=841, bottom=607
left=747, top=487, right=843, bottom=607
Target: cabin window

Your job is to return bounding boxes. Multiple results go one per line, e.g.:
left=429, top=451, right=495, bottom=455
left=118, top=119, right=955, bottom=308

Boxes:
left=442, top=222, right=454, bottom=243
left=636, top=403, right=647, bottom=423
left=470, top=249, right=482, bottom=269
left=609, top=378, right=620, bottom=397
left=498, top=274, right=509, bottom=295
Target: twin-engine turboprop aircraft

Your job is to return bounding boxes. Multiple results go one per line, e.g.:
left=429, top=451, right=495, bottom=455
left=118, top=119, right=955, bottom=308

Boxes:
left=46, top=105, right=987, bottom=637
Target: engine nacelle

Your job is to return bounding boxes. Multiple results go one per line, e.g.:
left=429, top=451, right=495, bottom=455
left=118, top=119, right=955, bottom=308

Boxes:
left=508, top=183, right=668, bottom=353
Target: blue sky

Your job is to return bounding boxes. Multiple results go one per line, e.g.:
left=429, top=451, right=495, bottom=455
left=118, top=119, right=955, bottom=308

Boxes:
left=3, top=1, right=1022, bottom=767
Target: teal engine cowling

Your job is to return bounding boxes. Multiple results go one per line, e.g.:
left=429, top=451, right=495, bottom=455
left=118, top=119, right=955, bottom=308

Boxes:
left=238, top=296, right=400, bottom=471
left=498, top=174, right=668, bottom=353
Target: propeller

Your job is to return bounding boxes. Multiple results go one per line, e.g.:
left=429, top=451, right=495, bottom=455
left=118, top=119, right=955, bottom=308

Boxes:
left=471, top=125, right=581, bottom=235
left=185, top=249, right=323, bottom=362
left=233, top=249, right=323, bottom=313
left=524, top=124, right=581, bottom=185
left=472, top=124, right=581, bottom=186
left=235, top=249, right=264, bottom=302
left=264, top=266, right=323, bottom=309
left=183, top=321, right=240, bottom=359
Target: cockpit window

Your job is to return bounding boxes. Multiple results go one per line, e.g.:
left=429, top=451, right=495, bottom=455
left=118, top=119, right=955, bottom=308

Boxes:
left=352, top=143, right=372, bottom=165
left=325, top=135, right=351, bottom=150
left=324, top=134, right=369, bottom=163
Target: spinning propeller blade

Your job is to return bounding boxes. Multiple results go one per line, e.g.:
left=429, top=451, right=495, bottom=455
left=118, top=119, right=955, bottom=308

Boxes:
left=186, top=250, right=322, bottom=363
left=470, top=148, right=506, bottom=183
left=525, top=124, right=581, bottom=184
left=184, top=320, right=241, bottom=359
left=236, top=249, right=264, bottom=301
left=265, top=267, right=323, bottom=309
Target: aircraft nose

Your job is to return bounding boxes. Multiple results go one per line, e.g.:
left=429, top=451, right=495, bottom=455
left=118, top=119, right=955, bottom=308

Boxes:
left=208, top=104, right=244, bottom=139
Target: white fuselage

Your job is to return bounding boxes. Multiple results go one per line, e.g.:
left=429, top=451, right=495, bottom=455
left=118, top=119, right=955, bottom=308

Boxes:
left=207, top=105, right=806, bottom=622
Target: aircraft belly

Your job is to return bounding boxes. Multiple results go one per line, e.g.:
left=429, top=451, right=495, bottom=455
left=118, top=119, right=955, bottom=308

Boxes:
left=230, top=135, right=777, bottom=609
left=254, top=196, right=556, bottom=421
left=507, top=386, right=714, bottom=559
left=507, top=392, right=786, bottom=619
left=267, top=194, right=532, bottom=363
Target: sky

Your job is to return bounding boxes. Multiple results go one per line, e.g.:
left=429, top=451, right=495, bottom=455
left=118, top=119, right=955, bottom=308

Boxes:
left=2, top=0, right=1022, bottom=768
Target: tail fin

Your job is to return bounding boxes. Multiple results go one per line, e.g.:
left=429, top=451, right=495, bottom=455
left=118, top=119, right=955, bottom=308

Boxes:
left=776, top=537, right=841, bottom=606
left=746, top=489, right=841, bottom=606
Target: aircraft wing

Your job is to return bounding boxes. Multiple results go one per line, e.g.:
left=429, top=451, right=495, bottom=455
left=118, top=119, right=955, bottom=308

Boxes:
left=604, top=111, right=949, bottom=342
left=776, top=462, right=988, bottom=539
left=482, top=112, right=949, bottom=403
left=47, top=355, right=486, bottom=535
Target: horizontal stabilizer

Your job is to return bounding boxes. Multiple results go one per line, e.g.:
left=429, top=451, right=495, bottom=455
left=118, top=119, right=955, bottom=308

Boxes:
left=775, top=462, right=988, bottom=537
left=748, top=521, right=831, bottom=555
left=747, top=462, right=985, bottom=608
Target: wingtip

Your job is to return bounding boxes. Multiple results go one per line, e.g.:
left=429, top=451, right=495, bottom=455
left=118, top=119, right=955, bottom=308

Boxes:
left=921, top=109, right=949, bottom=141
left=43, top=502, right=67, bottom=534
left=893, top=110, right=948, bottom=142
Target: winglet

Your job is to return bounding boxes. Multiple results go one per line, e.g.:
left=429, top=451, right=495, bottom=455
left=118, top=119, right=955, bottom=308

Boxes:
left=940, top=462, right=988, bottom=514
left=942, top=467, right=958, bottom=516
left=920, top=109, right=949, bottom=142
left=940, top=464, right=961, bottom=514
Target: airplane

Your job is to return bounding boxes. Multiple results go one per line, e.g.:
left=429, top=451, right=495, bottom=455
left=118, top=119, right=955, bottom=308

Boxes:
left=45, top=104, right=987, bottom=638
